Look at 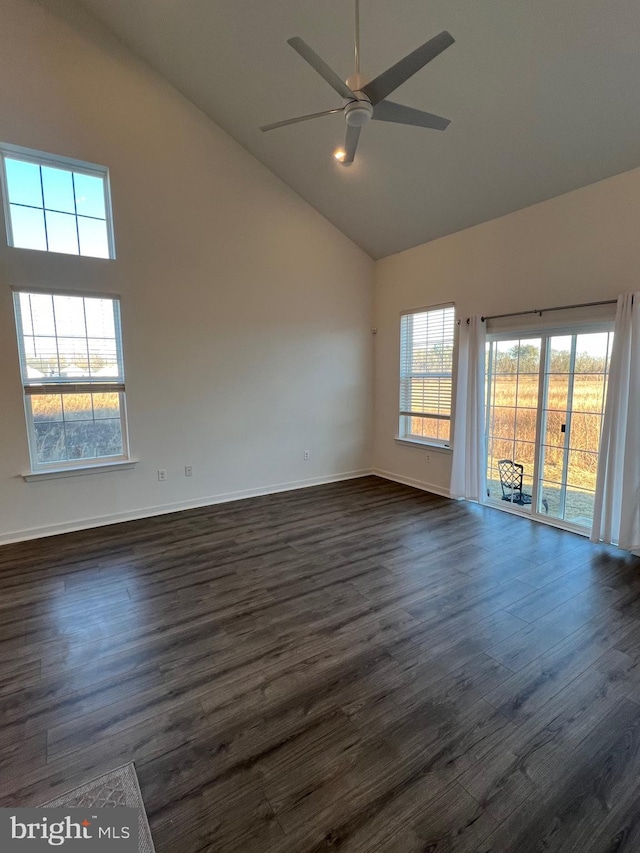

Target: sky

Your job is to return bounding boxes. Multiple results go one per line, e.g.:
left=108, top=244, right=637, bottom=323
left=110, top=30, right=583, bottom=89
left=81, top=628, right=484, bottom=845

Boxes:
left=4, top=157, right=110, bottom=258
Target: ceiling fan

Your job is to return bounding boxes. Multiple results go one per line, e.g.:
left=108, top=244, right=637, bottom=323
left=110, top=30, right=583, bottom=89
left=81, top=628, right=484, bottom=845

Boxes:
left=260, top=0, right=454, bottom=165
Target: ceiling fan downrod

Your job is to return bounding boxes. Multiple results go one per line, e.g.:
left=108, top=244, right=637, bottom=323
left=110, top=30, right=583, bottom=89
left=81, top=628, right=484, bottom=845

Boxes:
left=348, top=0, right=366, bottom=93
left=354, top=0, right=360, bottom=75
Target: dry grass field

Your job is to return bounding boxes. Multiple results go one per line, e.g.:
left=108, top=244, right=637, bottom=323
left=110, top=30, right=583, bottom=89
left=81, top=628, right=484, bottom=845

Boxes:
left=28, top=392, right=123, bottom=463
left=31, top=392, right=120, bottom=421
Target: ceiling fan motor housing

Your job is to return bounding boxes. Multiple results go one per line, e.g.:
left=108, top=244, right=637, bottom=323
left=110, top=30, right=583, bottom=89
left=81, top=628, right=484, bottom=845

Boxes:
left=345, top=95, right=373, bottom=127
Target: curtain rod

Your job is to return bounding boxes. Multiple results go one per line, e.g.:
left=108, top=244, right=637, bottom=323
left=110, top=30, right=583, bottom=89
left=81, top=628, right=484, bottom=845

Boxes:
left=482, top=298, right=617, bottom=323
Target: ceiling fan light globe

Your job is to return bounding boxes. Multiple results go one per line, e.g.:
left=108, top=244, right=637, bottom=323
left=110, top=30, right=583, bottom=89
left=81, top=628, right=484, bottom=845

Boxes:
left=344, top=99, right=373, bottom=127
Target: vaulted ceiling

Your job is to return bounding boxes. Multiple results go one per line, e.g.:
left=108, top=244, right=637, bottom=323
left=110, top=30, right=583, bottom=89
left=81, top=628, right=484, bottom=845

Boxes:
left=76, top=0, right=640, bottom=258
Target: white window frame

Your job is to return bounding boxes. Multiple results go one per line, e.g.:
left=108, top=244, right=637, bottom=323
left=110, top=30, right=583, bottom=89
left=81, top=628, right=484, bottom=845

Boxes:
left=13, top=287, right=130, bottom=473
left=398, top=303, right=455, bottom=449
left=0, top=142, right=116, bottom=259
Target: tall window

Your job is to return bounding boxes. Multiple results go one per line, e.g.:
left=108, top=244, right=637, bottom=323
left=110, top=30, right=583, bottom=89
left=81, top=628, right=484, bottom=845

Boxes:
left=399, top=304, right=455, bottom=447
left=13, top=290, right=128, bottom=471
left=0, top=143, right=114, bottom=259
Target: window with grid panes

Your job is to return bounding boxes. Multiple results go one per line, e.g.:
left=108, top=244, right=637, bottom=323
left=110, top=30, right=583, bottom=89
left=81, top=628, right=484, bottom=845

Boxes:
left=13, top=290, right=129, bottom=471
left=0, top=143, right=114, bottom=259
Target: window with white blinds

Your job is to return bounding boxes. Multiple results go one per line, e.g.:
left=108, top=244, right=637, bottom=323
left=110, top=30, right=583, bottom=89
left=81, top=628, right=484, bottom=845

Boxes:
left=13, top=289, right=129, bottom=470
left=399, top=304, right=455, bottom=446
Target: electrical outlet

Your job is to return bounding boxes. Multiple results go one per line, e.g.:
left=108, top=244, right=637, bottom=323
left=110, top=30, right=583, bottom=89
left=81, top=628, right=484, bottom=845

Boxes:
left=303, top=450, right=310, bottom=461
left=184, top=466, right=193, bottom=477
left=426, top=453, right=431, bottom=463
left=157, top=469, right=167, bottom=481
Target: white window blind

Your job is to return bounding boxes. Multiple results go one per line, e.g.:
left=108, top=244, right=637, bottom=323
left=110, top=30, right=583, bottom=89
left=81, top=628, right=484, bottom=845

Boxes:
left=13, top=290, right=129, bottom=470
left=399, top=304, right=455, bottom=446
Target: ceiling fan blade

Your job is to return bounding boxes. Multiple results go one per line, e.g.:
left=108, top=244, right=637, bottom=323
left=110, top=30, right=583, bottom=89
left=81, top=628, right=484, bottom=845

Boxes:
left=372, top=100, right=450, bottom=130
left=287, top=37, right=355, bottom=99
left=342, top=124, right=361, bottom=165
left=361, top=31, right=455, bottom=105
left=260, top=108, right=343, bottom=132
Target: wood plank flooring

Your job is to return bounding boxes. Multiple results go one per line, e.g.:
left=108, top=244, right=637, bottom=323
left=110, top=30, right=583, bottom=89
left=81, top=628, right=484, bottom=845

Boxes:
left=1, top=475, right=640, bottom=851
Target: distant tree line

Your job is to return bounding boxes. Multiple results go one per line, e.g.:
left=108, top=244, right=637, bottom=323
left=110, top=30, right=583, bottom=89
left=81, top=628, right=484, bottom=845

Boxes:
left=493, top=344, right=607, bottom=375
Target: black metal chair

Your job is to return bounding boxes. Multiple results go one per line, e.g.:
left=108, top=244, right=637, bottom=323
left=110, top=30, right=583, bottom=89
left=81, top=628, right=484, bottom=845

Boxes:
left=497, top=459, right=548, bottom=513
left=498, top=459, right=531, bottom=506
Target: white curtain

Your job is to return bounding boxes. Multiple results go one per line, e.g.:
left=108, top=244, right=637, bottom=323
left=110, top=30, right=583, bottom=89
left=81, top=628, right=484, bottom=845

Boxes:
left=591, top=293, right=640, bottom=551
left=450, top=316, right=486, bottom=501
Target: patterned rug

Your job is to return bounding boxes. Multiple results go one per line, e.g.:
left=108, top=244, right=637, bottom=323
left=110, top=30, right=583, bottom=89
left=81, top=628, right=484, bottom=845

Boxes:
left=40, top=762, right=156, bottom=852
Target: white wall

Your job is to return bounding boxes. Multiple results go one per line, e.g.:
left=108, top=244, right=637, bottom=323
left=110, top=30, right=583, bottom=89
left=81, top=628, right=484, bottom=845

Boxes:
left=374, top=166, right=640, bottom=495
left=0, top=0, right=374, bottom=544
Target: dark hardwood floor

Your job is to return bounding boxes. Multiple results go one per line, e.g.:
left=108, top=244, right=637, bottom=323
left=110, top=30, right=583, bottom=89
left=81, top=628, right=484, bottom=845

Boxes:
left=2, top=475, right=640, bottom=851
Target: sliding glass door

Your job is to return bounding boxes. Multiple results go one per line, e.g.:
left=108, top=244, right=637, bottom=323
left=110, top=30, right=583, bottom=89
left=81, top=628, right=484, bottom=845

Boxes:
left=485, top=327, right=613, bottom=531
left=538, top=332, right=613, bottom=526
left=486, top=337, right=542, bottom=514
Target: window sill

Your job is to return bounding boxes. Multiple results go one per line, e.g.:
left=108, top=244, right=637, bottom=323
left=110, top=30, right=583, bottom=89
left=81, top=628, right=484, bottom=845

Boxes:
left=22, top=459, right=139, bottom=482
left=394, top=437, right=452, bottom=452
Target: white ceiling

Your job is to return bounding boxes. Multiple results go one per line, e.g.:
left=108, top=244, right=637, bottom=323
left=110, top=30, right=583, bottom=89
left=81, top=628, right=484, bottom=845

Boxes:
left=75, top=0, right=640, bottom=259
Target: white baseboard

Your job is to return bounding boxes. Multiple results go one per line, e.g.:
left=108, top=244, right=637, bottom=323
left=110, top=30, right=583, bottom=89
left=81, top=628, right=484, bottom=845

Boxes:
left=0, top=469, right=374, bottom=546
left=373, top=468, right=452, bottom=499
